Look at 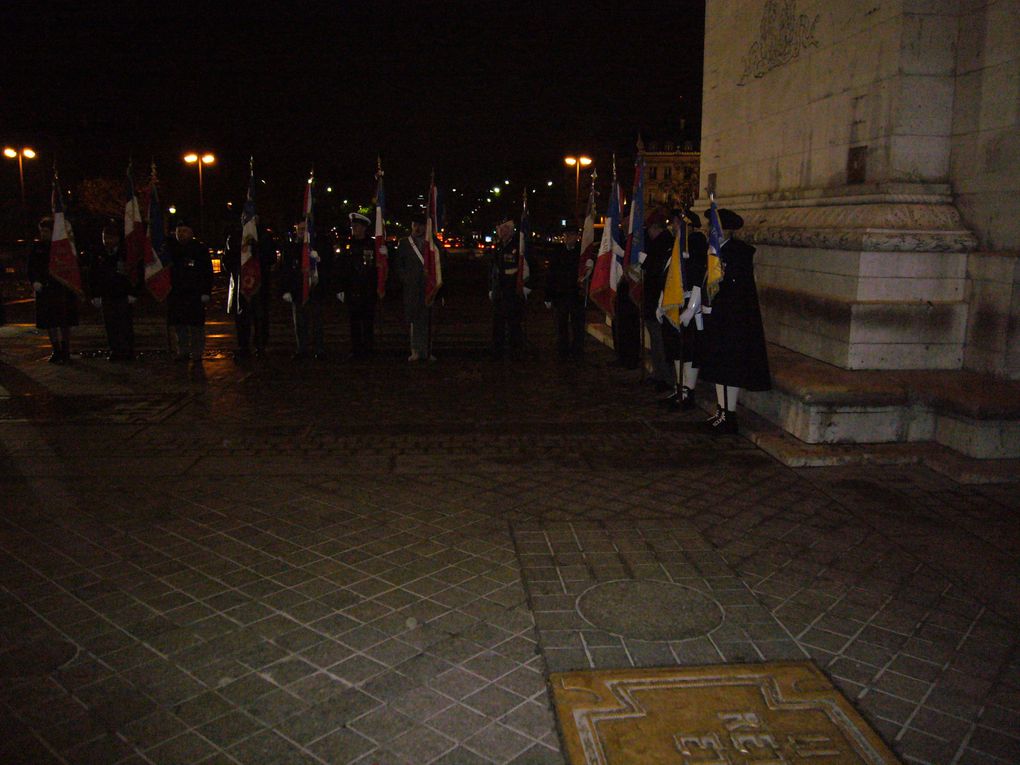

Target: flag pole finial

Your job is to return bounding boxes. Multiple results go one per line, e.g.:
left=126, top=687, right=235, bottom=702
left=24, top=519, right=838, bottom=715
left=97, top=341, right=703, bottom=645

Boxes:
left=249, top=156, right=254, bottom=174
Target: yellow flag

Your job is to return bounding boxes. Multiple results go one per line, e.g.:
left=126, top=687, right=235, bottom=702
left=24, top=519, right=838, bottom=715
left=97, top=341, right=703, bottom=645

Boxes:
left=662, top=225, right=685, bottom=329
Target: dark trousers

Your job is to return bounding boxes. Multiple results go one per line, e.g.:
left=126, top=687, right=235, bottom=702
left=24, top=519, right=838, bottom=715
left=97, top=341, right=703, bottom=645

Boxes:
left=235, top=292, right=269, bottom=352
left=349, top=305, right=375, bottom=358
left=613, top=285, right=641, bottom=369
left=292, top=300, right=324, bottom=356
left=493, top=286, right=524, bottom=358
left=103, top=297, right=134, bottom=358
left=554, top=297, right=586, bottom=357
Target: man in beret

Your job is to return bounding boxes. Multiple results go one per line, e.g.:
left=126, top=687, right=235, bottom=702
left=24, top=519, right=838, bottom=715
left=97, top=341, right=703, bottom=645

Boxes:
left=165, top=219, right=213, bottom=374
left=89, top=219, right=142, bottom=361
left=641, top=207, right=674, bottom=391
left=699, top=207, right=771, bottom=433
left=544, top=224, right=587, bottom=359
left=338, top=212, right=379, bottom=360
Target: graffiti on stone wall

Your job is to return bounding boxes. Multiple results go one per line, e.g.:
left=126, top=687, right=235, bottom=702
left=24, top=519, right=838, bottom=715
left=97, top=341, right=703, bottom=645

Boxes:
left=738, top=0, right=819, bottom=86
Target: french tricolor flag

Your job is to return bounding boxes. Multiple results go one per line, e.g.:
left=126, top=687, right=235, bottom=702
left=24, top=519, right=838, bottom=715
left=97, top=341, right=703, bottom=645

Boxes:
left=48, top=170, right=83, bottom=297
left=143, top=164, right=171, bottom=302
left=124, top=164, right=146, bottom=288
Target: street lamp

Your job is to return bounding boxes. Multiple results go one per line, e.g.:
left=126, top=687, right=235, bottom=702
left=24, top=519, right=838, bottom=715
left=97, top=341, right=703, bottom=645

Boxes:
left=564, top=155, right=592, bottom=218
left=4, top=146, right=37, bottom=207
left=183, top=151, right=215, bottom=233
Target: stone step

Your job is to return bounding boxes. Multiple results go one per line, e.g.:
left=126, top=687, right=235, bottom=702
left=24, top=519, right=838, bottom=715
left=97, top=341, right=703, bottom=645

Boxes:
left=586, top=321, right=1020, bottom=469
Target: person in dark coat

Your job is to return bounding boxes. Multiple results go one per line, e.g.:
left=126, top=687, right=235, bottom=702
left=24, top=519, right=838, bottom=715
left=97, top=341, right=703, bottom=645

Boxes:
left=165, top=220, right=213, bottom=370
left=338, top=212, right=378, bottom=359
left=395, top=213, right=440, bottom=362
left=28, top=216, right=79, bottom=363
left=640, top=208, right=674, bottom=390
left=89, top=220, right=141, bottom=361
left=699, top=208, right=771, bottom=433
left=280, top=221, right=329, bottom=360
left=612, top=216, right=641, bottom=370
left=544, top=225, right=587, bottom=358
left=660, top=208, right=708, bottom=411
left=489, top=214, right=529, bottom=360
left=224, top=222, right=275, bottom=359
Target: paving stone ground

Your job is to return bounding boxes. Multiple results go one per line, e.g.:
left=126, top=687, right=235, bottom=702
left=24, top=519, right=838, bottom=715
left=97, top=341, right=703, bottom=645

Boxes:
left=1, top=259, right=1018, bottom=765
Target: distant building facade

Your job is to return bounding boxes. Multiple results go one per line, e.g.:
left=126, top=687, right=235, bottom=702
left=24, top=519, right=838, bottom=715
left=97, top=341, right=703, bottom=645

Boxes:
left=641, top=141, right=700, bottom=210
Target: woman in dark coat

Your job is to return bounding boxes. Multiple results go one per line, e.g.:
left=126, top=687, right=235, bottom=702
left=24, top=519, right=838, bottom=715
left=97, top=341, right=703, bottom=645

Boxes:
left=28, top=216, right=79, bottom=363
left=699, top=209, right=771, bottom=433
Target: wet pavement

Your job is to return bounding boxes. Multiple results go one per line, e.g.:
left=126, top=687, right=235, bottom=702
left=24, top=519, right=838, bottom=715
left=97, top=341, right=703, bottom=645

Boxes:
left=1, top=258, right=1018, bottom=764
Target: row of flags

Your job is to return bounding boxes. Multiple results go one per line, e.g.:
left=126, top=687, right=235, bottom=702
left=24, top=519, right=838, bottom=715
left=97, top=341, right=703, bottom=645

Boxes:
left=43, top=150, right=721, bottom=316
left=587, top=154, right=725, bottom=319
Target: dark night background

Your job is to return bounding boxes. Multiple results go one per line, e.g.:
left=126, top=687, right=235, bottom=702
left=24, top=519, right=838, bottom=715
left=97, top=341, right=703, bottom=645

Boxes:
left=2, top=0, right=704, bottom=238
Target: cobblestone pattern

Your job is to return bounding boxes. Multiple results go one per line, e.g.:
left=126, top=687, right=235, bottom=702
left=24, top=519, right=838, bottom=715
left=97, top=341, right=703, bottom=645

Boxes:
left=2, top=262, right=1019, bottom=764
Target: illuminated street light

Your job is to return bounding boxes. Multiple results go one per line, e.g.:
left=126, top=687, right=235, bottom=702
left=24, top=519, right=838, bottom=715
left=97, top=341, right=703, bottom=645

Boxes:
left=183, top=151, right=215, bottom=234
left=168, top=205, right=177, bottom=214
left=564, top=155, right=592, bottom=218
left=4, top=145, right=37, bottom=207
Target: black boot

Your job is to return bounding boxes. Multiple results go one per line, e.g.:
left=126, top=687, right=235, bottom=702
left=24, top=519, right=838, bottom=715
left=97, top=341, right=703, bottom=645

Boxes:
left=679, top=386, right=696, bottom=411
left=47, top=340, right=63, bottom=364
left=704, top=406, right=723, bottom=427
left=60, top=341, right=71, bottom=363
left=710, top=409, right=738, bottom=435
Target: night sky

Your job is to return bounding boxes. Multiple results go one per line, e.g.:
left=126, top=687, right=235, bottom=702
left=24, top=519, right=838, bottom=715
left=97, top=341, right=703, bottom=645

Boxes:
left=3, top=1, right=704, bottom=232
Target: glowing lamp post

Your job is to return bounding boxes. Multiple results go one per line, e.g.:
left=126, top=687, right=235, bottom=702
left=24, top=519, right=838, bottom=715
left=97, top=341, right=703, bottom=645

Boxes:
left=183, top=152, right=215, bottom=234
left=4, top=146, right=36, bottom=208
left=564, top=155, right=592, bottom=218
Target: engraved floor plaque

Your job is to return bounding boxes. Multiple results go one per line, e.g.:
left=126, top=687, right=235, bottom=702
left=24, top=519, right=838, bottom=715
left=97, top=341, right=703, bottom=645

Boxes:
left=551, top=662, right=900, bottom=764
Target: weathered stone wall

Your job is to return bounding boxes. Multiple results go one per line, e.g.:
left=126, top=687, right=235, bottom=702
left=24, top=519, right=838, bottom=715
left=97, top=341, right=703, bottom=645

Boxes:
left=701, top=0, right=1020, bottom=377
left=951, top=0, right=1020, bottom=252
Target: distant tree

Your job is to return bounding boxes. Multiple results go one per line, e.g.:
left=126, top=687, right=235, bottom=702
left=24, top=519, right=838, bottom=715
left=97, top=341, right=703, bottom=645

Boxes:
left=77, top=178, right=123, bottom=221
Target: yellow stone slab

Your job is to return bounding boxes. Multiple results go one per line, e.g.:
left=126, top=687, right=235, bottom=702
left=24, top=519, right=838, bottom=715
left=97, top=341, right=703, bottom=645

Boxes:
left=550, top=661, right=900, bottom=764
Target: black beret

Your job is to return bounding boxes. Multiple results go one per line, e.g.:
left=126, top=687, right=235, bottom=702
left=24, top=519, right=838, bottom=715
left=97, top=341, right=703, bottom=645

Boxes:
left=717, top=208, right=743, bottom=231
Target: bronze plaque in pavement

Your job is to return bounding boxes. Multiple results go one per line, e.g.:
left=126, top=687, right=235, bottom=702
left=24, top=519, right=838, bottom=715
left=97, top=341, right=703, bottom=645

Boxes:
left=551, top=662, right=900, bottom=764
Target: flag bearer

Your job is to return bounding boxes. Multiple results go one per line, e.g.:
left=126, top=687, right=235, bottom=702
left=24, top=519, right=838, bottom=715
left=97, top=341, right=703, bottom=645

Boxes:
left=544, top=224, right=587, bottom=359
left=660, top=208, right=709, bottom=411
left=281, top=221, right=328, bottom=360
left=28, top=216, right=79, bottom=363
left=165, top=219, right=213, bottom=372
left=89, top=219, right=140, bottom=361
left=489, top=213, right=528, bottom=360
left=338, top=212, right=379, bottom=359
left=395, top=213, right=434, bottom=362
left=699, top=208, right=771, bottom=433
left=640, top=208, right=674, bottom=390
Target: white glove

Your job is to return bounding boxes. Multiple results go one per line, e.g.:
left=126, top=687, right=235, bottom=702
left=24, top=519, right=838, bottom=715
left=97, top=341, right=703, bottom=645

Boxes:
left=544, top=301, right=552, bottom=309
left=200, top=294, right=210, bottom=304
left=32, top=281, right=43, bottom=293
left=523, top=287, right=532, bottom=298
left=91, top=297, right=102, bottom=308
left=310, top=251, right=321, bottom=263
left=487, top=290, right=493, bottom=302
left=310, top=272, right=319, bottom=286
left=127, top=295, right=137, bottom=305
left=337, top=292, right=345, bottom=303
left=579, top=261, right=594, bottom=282
left=680, top=285, right=702, bottom=326
left=282, top=292, right=293, bottom=304
left=638, top=251, right=647, bottom=264
left=655, top=305, right=665, bottom=323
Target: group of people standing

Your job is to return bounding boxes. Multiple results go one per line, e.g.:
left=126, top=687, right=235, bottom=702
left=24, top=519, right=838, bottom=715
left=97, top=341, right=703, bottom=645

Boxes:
left=608, top=205, right=771, bottom=434
left=25, top=200, right=770, bottom=434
